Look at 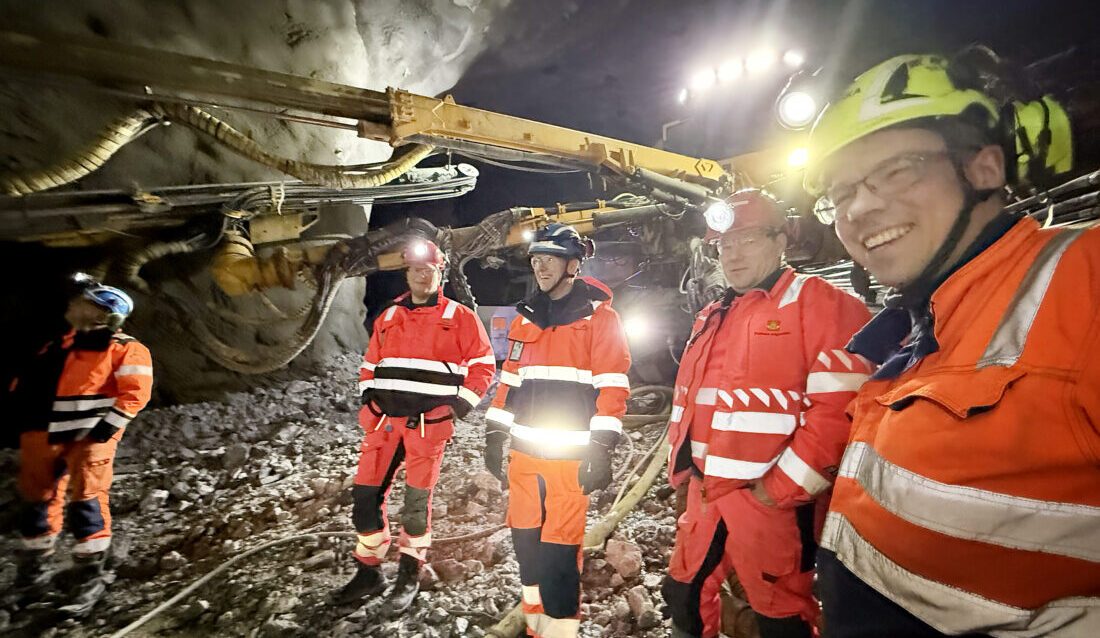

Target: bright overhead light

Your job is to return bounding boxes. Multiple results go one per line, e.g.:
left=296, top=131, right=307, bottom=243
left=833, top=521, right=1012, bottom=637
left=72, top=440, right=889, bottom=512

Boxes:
left=787, top=147, right=809, bottom=167
left=776, top=90, right=818, bottom=129
left=689, top=68, right=717, bottom=91
left=677, top=87, right=689, bottom=104
left=703, top=200, right=734, bottom=233
left=717, top=58, right=743, bottom=83
left=782, top=49, right=805, bottom=68
left=745, top=49, right=775, bottom=73
left=623, top=315, right=650, bottom=342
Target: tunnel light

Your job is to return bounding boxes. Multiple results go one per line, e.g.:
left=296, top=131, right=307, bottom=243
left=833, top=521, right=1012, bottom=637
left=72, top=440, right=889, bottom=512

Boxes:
left=782, top=49, right=806, bottom=68
left=677, top=87, right=689, bottom=104
left=703, top=200, right=734, bottom=233
left=717, top=59, right=743, bottom=83
left=745, top=49, right=775, bottom=73
left=776, top=90, right=818, bottom=129
left=787, top=147, right=809, bottom=168
left=690, top=68, right=717, bottom=91
left=623, top=315, right=651, bottom=342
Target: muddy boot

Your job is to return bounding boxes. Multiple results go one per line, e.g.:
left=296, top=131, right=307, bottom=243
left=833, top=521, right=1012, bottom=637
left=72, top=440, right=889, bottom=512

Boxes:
left=57, top=553, right=107, bottom=617
left=386, top=553, right=421, bottom=615
left=5, top=550, right=55, bottom=605
left=333, top=563, right=386, bottom=605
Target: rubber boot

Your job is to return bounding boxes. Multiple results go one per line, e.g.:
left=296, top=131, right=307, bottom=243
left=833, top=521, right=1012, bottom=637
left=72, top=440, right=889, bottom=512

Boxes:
left=58, top=552, right=107, bottom=617
left=5, top=550, right=54, bottom=605
left=333, top=563, right=386, bottom=604
left=386, top=553, right=421, bottom=615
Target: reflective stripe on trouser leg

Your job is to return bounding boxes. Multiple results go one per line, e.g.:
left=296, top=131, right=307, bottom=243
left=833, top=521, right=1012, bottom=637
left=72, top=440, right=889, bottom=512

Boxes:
left=354, top=529, right=391, bottom=566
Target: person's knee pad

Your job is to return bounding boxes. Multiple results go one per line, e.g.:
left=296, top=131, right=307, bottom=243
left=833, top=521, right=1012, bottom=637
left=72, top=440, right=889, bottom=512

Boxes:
left=351, top=485, right=384, bottom=532
left=18, top=501, right=52, bottom=538
left=402, top=486, right=430, bottom=536
left=754, top=613, right=812, bottom=638
left=539, top=543, right=581, bottom=618
left=66, top=498, right=105, bottom=539
left=661, top=575, right=702, bottom=636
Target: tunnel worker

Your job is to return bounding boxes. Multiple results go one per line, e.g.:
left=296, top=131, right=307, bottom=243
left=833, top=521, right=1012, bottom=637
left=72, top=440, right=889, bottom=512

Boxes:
left=804, top=51, right=1099, bottom=637
left=484, top=223, right=631, bottom=638
left=338, top=238, right=495, bottom=614
left=661, top=190, right=872, bottom=638
left=9, top=274, right=153, bottom=616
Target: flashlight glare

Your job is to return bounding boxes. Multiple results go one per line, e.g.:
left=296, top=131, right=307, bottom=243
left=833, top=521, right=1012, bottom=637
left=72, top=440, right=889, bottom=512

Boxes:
left=704, top=201, right=734, bottom=233
left=690, top=68, right=716, bottom=91
left=787, top=147, right=809, bottom=167
left=777, top=91, right=818, bottom=129
left=623, top=315, right=650, bottom=341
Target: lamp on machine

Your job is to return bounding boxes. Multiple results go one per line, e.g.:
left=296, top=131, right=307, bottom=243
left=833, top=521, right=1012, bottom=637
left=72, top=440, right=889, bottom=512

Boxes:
left=775, top=69, right=824, bottom=130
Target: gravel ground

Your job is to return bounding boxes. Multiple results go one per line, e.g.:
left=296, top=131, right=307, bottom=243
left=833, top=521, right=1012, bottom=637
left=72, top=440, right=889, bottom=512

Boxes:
left=0, top=353, right=701, bottom=637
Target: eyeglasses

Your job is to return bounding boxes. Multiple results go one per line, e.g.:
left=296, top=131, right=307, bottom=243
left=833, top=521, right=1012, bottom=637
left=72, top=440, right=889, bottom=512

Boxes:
left=530, top=254, right=562, bottom=268
left=824, top=151, right=953, bottom=220
left=716, top=227, right=783, bottom=252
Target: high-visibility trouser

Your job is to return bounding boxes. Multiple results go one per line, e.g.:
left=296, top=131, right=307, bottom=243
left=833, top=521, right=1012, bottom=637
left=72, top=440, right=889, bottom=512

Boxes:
left=662, top=477, right=820, bottom=637
left=507, top=450, right=588, bottom=638
left=351, top=410, right=452, bottom=565
left=18, top=429, right=122, bottom=556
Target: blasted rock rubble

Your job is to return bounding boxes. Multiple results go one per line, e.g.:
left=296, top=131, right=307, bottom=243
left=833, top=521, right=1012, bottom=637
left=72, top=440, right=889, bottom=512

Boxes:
left=0, top=353, right=680, bottom=637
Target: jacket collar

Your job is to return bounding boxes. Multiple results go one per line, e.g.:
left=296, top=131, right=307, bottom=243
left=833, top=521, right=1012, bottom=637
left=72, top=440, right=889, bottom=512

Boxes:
left=517, top=277, right=611, bottom=329
left=395, top=288, right=443, bottom=309
left=717, top=266, right=791, bottom=307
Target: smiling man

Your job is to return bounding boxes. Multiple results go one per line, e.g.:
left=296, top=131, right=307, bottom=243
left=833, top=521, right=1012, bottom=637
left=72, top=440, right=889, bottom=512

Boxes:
left=661, top=190, right=871, bottom=638
left=805, top=53, right=1099, bottom=636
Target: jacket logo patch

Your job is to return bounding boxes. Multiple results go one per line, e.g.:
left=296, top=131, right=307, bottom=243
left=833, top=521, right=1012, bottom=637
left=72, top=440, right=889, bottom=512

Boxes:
left=766, top=319, right=781, bottom=331
left=508, top=340, right=524, bottom=361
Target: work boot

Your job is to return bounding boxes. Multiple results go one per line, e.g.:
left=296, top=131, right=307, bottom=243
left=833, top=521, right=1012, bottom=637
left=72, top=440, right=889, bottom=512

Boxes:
left=6, top=550, right=55, bottom=604
left=386, top=553, right=421, bottom=615
left=57, top=553, right=107, bottom=617
left=333, top=563, right=386, bottom=605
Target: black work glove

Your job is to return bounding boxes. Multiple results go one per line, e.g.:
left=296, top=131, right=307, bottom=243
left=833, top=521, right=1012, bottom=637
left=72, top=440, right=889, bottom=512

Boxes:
left=87, top=421, right=121, bottom=443
left=451, top=397, right=472, bottom=420
left=578, top=435, right=617, bottom=495
left=484, top=430, right=508, bottom=489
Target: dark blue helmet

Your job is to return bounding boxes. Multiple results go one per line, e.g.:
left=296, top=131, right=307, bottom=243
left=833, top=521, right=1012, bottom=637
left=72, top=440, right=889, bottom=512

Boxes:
left=527, top=223, right=594, bottom=261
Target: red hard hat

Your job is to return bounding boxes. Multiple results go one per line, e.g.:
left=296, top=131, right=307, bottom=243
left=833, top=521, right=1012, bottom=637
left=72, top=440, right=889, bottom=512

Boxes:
left=402, top=239, right=446, bottom=269
left=703, top=189, right=787, bottom=243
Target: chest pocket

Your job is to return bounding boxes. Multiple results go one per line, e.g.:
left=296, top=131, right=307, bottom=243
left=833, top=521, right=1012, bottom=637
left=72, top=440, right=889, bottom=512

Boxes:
left=745, top=304, right=805, bottom=389
left=875, top=367, right=1025, bottom=418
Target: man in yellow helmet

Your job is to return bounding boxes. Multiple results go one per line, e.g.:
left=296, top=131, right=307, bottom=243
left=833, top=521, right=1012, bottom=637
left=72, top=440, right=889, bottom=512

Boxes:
left=805, top=52, right=1098, bottom=636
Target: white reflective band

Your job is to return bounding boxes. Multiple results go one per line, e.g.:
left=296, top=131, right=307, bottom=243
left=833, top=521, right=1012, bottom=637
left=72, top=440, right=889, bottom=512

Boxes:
left=401, top=531, right=432, bottom=548
left=817, top=351, right=832, bottom=368
left=526, top=613, right=581, bottom=638
left=695, top=387, right=718, bottom=405
left=822, top=511, right=1100, bottom=637
left=522, top=585, right=541, bottom=606
left=368, top=378, right=458, bottom=396
left=52, top=397, right=115, bottom=412
left=383, top=306, right=397, bottom=321
left=691, top=441, right=709, bottom=459
left=442, top=300, right=458, bottom=319
left=355, top=531, right=390, bottom=558
left=500, top=370, right=522, bottom=387
left=519, top=365, right=593, bottom=384
left=398, top=546, right=428, bottom=562
left=670, top=405, right=684, bottom=423
left=807, top=371, right=869, bottom=394
left=115, top=365, right=152, bottom=377
left=777, top=273, right=810, bottom=308
left=358, top=380, right=371, bottom=392
left=103, top=410, right=132, bottom=428
left=704, top=453, right=779, bottom=480
left=589, top=415, right=622, bottom=433
left=360, top=361, right=376, bottom=372
left=733, top=388, right=751, bottom=405
left=48, top=416, right=100, bottom=432
left=717, top=389, right=734, bottom=407
left=749, top=388, right=771, bottom=406
left=73, top=536, right=111, bottom=554
left=467, top=353, right=497, bottom=366
left=357, top=531, right=387, bottom=546
left=831, top=348, right=854, bottom=369
left=711, top=411, right=797, bottom=435
left=376, top=357, right=464, bottom=375
left=841, top=441, right=1100, bottom=563
left=777, top=447, right=830, bottom=495
left=529, top=240, right=567, bottom=253
left=770, top=389, right=788, bottom=410
left=457, top=386, right=481, bottom=408
left=592, top=372, right=630, bottom=389
left=21, top=534, right=58, bottom=550
left=511, top=424, right=590, bottom=447
left=485, top=407, right=514, bottom=426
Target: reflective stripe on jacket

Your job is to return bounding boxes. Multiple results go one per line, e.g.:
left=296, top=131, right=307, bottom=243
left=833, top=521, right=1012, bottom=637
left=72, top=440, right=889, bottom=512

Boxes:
left=667, top=268, right=872, bottom=508
left=359, top=289, right=495, bottom=425
left=487, top=278, right=631, bottom=460
left=33, top=331, right=153, bottom=443
left=827, top=217, right=1100, bottom=636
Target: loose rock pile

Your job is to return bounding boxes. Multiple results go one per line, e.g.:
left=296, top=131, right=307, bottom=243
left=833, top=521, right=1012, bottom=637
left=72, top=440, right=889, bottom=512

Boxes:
left=0, top=353, right=692, bottom=637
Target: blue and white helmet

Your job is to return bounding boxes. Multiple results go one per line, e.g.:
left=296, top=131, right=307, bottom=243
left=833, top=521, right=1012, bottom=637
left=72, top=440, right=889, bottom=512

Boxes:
left=527, top=223, right=595, bottom=261
left=83, top=285, right=134, bottom=319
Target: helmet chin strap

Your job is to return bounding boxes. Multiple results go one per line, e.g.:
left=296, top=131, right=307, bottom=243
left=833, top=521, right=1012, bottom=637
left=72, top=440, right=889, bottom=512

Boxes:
left=546, top=269, right=577, bottom=298
left=890, top=167, right=998, bottom=306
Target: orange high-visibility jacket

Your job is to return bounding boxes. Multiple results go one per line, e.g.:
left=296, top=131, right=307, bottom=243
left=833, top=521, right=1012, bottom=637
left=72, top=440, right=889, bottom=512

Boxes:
left=358, top=289, right=495, bottom=427
left=33, top=331, right=153, bottom=443
left=667, top=268, right=873, bottom=507
left=486, top=278, right=631, bottom=460
left=825, top=217, right=1100, bottom=635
